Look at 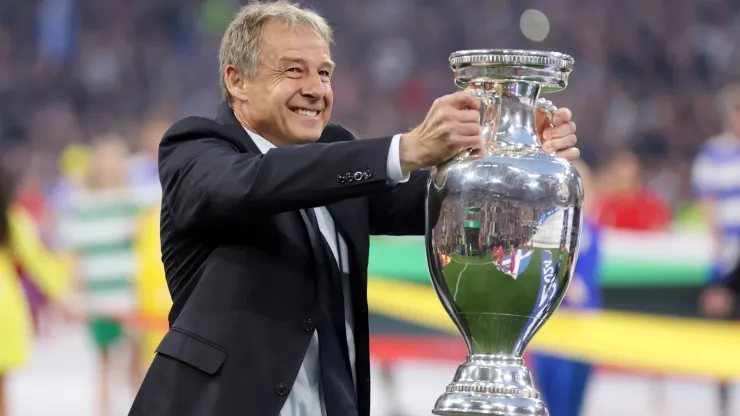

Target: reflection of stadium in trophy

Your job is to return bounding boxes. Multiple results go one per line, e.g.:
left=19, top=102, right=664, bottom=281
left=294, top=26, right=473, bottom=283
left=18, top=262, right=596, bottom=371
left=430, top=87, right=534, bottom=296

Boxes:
left=428, top=153, right=581, bottom=358
left=434, top=167, right=572, bottom=269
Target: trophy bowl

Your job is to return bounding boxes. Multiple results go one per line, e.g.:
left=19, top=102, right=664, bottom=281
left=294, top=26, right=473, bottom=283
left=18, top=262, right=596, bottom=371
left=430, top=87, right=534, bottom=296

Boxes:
left=424, top=50, right=584, bottom=415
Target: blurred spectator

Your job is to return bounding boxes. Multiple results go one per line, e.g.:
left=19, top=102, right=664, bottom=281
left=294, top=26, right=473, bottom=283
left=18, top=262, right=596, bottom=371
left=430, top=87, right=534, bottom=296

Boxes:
left=13, top=151, right=56, bottom=335
left=57, top=135, right=145, bottom=416
left=695, top=83, right=740, bottom=416
left=0, top=164, right=70, bottom=416
left=592, top=150, right=673, bottom=231
left=0, top=0, right=739, bottom=211
left=695, top=83, right=740, bottom=292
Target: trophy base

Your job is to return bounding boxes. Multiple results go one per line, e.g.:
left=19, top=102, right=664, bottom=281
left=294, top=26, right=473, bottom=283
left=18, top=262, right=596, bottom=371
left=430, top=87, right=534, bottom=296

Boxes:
left=432, top=354, right=548, bottom=416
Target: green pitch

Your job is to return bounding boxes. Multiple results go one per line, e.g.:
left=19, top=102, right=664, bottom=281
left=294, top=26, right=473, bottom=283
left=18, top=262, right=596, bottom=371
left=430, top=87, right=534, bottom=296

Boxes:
left=436, top=248, right=569, bottom=355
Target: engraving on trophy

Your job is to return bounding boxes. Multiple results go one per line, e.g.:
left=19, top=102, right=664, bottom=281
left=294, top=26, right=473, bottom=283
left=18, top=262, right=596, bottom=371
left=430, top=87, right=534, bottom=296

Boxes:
left=554, top=182, right=570, bottom=204
left=425, top=49, right=583, bottom=416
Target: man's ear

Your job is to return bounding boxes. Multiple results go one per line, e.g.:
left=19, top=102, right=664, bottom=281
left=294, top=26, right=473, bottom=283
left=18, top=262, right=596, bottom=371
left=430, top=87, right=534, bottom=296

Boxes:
left=225, top=65, right=250, bottom=101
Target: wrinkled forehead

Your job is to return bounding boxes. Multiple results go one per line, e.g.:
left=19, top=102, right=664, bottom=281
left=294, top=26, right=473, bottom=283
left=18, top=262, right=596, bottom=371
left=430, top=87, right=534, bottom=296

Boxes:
left=260, top=21, right=333, bottom=66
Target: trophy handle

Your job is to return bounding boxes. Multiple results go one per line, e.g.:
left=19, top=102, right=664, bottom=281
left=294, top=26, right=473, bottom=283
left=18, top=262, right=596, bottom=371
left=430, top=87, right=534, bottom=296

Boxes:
left=468, top=83, right=502, bottom=146
left=535, top=98, right=557, bottom=126
left=535, top=98, right=558, bottom=152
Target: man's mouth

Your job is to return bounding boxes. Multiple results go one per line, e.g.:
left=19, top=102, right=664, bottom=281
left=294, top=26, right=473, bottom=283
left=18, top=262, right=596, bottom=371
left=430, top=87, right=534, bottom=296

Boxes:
left=291, top=108, right=320, bottom=117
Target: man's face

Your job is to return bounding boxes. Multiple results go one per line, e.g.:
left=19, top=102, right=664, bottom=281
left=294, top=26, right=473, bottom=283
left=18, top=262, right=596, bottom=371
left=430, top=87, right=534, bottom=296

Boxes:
left=239, top=21, right=334, bottom=146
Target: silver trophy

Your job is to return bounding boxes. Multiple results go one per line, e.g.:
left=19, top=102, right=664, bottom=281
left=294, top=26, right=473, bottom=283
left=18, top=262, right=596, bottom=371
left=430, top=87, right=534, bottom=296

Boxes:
left=425, top=50, right=584, bottom=415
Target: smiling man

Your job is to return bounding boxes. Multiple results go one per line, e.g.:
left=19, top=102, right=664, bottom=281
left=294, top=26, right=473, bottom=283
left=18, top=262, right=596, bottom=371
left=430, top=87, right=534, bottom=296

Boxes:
left=128, top=2, right=580, bottom=416
left=225, top=20, right=337, bottom=146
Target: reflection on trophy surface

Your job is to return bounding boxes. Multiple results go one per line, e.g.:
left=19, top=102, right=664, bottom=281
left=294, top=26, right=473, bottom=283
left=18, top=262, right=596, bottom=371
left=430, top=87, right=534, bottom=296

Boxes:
left=425, top=50, right=584, bottom=415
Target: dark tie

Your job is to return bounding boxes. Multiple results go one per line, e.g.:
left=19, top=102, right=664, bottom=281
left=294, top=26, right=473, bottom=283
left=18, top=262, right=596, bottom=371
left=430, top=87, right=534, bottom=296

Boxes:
left=302, top=208, right=358, bottom=416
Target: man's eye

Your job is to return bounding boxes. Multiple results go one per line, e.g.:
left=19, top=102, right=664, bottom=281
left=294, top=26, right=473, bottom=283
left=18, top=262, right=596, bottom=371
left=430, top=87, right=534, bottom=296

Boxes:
left=319, top=70, right=331, bottom=77
left=286, top=67, right=300, bottom=73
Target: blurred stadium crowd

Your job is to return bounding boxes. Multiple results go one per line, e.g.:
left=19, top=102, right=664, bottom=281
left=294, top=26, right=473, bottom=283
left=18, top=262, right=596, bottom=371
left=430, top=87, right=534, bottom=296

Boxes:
left=1, top=0, right=740, bottom=415
left=1, top=0, right=740, bottom=211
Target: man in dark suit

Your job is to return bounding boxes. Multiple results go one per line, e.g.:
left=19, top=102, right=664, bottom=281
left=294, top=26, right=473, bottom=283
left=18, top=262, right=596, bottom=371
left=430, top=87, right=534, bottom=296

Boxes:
left=129, top=2, right=580, bottom=416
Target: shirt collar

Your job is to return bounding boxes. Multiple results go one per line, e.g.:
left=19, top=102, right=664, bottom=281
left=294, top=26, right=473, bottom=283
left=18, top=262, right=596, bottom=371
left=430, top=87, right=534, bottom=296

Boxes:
left=243, top=127, right=276, bottom=154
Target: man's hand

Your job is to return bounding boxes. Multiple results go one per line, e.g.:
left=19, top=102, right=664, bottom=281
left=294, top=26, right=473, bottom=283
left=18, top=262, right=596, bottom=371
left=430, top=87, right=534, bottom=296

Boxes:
left=399, top=91, right=483, bottom=173
left=536, top=107, right=579, bottom=161
left=400, top=93, right=581, bottom=173
left=699, top=285, right=734, bottom=318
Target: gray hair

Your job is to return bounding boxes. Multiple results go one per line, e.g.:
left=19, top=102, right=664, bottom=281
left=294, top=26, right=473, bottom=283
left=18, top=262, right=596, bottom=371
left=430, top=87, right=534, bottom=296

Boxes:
left=218, top=0, right=334, bottom=102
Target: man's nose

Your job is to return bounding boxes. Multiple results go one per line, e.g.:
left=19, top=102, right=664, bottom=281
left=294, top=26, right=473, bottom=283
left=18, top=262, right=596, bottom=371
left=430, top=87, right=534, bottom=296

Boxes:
left=300, top=71, right=326, bottom=100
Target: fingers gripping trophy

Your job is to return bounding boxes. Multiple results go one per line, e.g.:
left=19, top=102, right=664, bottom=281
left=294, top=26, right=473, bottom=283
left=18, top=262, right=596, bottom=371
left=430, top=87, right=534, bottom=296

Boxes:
left=425, top=50, right=584, bottom=415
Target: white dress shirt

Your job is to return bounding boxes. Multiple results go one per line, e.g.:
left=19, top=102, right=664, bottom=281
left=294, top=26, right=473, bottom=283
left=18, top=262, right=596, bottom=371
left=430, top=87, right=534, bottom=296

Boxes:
left=244, top=128, right=408, bottom=416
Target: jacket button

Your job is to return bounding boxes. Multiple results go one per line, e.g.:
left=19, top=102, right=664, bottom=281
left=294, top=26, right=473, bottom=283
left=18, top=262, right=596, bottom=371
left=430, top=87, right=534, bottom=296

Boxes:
left=353, top=171, right=363, bottom=181
left=363, top=170, right=373, bottom=179
left=337, top=174, right=346, bottom=184
left=302, top=319, right=315, bottom=332
left=275, top=383, right=290, bottom=396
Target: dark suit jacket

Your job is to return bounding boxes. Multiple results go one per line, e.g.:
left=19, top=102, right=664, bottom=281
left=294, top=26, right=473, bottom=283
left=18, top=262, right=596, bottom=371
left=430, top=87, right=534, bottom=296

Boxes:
left=129, top=103, right=428, bottom=416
